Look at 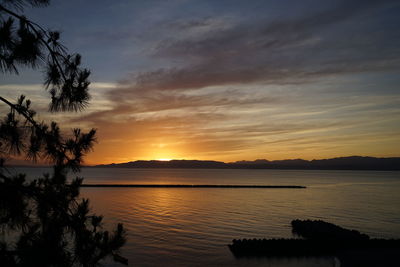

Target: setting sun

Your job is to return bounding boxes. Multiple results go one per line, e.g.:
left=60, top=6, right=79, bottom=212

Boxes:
left=156, top=158, right=172, bottom=161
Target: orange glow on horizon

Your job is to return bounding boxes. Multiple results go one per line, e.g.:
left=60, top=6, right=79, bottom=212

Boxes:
left=73, top=120, right=400, bottom=166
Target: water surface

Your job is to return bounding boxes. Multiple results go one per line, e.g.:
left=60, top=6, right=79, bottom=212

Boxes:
left=13, top=167, right=400, bottom=266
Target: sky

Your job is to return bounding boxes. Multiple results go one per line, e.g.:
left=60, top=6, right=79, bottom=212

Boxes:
left=1, top=0, right=400, bottom=164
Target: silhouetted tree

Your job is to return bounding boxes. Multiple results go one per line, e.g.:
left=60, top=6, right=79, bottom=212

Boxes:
left=0, top=1, right=127, bottom=265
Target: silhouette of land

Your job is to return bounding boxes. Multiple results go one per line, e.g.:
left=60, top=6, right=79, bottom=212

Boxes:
left=93, top=156, right=400, bottom=170
left=80, top=184, right=306, bottom=188
left=229, top=220, right=400, bottom=267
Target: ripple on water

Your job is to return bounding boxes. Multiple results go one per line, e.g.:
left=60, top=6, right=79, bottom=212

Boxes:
left=15, top=167, right=400, bottom=266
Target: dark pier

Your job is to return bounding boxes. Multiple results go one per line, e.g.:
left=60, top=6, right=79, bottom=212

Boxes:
left=81, top=184, right=306, bottom=188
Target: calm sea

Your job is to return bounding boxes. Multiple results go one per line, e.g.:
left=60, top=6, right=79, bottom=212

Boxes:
left=11, top=167, right=400, bottom=266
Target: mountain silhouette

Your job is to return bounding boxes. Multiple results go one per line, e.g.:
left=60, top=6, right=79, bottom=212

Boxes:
left=94, top=156, right=400, bottom=170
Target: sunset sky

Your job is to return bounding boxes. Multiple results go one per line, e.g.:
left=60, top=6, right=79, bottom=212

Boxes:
left=1, top=0, right=400, bottom=164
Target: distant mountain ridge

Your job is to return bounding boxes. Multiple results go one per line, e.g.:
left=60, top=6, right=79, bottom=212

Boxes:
left=94, top=156, right=400, bottom=170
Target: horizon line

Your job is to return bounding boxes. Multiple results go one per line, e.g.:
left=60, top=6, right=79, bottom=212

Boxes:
left=93, top=155, right=400, bottom=166
left=7, top=155, right=400, bottom=168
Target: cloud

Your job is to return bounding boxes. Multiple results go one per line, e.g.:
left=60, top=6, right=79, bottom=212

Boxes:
left=67, top=0, right=400, bottom=162
left=103, top=0, right=400, bottom=104
left=2, top=0, right=399, bottom=164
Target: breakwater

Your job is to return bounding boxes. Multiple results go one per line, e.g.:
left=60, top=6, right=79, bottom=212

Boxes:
left=81, top=184, right=306, bottom=188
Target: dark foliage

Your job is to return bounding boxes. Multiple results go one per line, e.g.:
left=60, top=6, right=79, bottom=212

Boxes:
left=229, top=220, right=400, bottom=266
left=0, top=0, right=90, bottom=112
left=291, top=219, right=370, bottom=241
left=0, top=1, right=127, bottom=266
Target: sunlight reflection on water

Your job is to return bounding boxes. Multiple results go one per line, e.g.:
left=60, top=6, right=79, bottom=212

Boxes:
left=15, top=168, right=400, bottom=266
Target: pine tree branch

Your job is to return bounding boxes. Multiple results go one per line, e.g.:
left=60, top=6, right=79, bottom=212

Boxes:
left=0, top=4, right=67, bottom=81
left=0, top=95, right=75, bottom=167
left=0, top=96, right=41, bottom=129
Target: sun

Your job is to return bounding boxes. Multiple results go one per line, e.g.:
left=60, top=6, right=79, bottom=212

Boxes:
left=156, top=158, right=172, bottom=161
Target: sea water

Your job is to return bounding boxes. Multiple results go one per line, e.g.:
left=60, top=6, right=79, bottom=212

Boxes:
left=10, top=167, right=400, bottom=266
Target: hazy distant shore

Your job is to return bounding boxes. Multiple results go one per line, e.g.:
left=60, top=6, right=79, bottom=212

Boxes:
left=92, top=156, right=400, bottom=171
left=9, top=156, right=400, bottom=170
